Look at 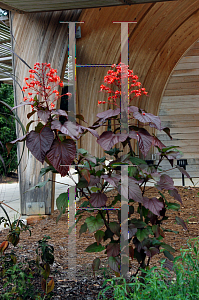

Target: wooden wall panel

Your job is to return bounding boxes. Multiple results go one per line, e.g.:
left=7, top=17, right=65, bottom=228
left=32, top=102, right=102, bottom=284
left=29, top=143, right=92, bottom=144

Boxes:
left=76, top=0, right=199, bottom=160
left=11, top=10, right=81, bottom=214
left=157, top=39, right=199, bottom=178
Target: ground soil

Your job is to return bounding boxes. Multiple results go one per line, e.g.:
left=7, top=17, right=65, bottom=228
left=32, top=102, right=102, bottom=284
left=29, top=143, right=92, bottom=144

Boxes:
left=0, top=185, right=199, bottom=299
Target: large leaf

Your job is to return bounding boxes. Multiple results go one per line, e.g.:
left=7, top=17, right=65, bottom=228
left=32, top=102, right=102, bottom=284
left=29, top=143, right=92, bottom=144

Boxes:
left=101, top=174, right=120, bottom=187
left=51, top=120, right=81, bottom=140
left=109, top=222, right=120, bottom=237
left=85, top=215, right=104, bottom=233
left=85, top=242, right=105, bottom=252
left=26, top=127, right=54, bottom=163
left=94, top=230, right=105, bottom=245
left=129, top=129, right=153, bottom=157
left=136, top=228, right=149, bottom=242
left=56, top=193, right=68, bottom=211
left=168, top=189, right=182, bottom=204
left=118, top=176, right=143, bottom=203
left=108, top=256, right=120, bottom=273
left=51, top=109, right=68, bottom=117
left=144, top=246, right=159, bottom=258
left=46, top=139, right=76, bottom=176
left=176, top=165, right=193, bottom=184
left=96, top=108, right=120, bottom=120
left=142, top=197, right=164, bottom=216
left=37, top=110, right=51, bottom=123
left=156, top=174, right=175, bottom=191
left=97, top=131, right=128, bottom=151
left=90, top=192, right=107, bottom=207
left=106, top=242, right=120, bottom=257
left=152, top=136, right=166, bottom=149
left=133, top=110, right=161, bottom=130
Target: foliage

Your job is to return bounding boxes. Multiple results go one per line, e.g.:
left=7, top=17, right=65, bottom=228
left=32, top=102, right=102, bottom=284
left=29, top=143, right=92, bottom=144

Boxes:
left=9, top=62, right=192, bottom=280
left=0, top=84, right=17, bottom=175
left=98, top=237, right=199, bottom=300
left=0, top=206, right=54, bottom=298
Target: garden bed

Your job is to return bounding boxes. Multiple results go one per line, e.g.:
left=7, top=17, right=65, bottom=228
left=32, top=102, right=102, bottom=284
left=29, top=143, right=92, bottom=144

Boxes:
left=0, top=186, right=199, bottom=299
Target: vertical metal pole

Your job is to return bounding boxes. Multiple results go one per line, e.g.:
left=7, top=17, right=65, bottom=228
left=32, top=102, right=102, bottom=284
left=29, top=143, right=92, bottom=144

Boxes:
left=60, top=21, right=84, bottom=281
left=113, top=21, right=136, bottom=278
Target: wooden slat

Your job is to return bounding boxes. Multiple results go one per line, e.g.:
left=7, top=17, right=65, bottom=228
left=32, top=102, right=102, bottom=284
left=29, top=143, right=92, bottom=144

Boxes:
left=0, top=0, right=177, bottom=13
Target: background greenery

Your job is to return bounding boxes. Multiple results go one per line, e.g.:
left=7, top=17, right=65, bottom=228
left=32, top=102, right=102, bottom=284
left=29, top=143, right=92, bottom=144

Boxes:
left=0, top=83, right=17, bottom=175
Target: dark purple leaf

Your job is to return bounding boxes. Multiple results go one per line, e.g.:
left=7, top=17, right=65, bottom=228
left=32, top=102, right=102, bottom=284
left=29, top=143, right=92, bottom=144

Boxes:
left=133, top=110, right=161, bottom=130
left=176, top=165, right=191, bottom=179
left=26, top=127, right=54, bottom=163
left=51, top=120, right=81, bottom=139
left=81, top=126, right=99, bottom=138
left=156, top=174, right=175, bottom=190
left=46, top=139, right=76, bottom=176
left=37, top=110, right=51, bottom=123
left=168, top=189, right=182, bottom=204
left=51, top=109, right=68, bottom=117
left=8, top=134, right=27, bottom=144
left=142, top=197, right=164, bottom=216
left=27, top=110, right=36, bottom=119
left=144, top=246, right=159, bottom=258
left=152, top=137, right=166, bottom=149
left=96, top=108, right=120, bottom=120
left=118, top=176, right=143, bottom=203
left=129, top=129, right=153, bottom=157
left=106, top=243, right=120, bottom=257
left=101, top=174, right=120, bottom=187
left=97, top=131, right=128, bottom=151
left=175, top=216, right=188, bottom=230
left=88, top=175, right=100, bottom=186
left=90, top=192, right=107, bottom=207
left=128, top=106, right=139, bottom=113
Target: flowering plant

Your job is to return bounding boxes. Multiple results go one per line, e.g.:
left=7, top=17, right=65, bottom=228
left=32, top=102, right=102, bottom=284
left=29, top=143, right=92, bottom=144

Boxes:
left=8, top=62, right=192, bottom=281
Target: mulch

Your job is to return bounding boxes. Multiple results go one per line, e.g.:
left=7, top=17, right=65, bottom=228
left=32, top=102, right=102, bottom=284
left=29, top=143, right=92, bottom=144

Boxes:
left=0, top=186, right=199, bottom=299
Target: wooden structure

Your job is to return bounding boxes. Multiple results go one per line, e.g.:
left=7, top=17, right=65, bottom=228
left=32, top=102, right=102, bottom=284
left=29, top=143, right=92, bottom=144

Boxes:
left=157, top=39, right=199, bottom=179
left=1, top=0, right=199, bottom=214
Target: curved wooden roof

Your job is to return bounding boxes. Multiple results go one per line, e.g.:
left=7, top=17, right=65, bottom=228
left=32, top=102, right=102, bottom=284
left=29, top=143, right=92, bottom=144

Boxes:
left=0, top=0, right=177, bottom=13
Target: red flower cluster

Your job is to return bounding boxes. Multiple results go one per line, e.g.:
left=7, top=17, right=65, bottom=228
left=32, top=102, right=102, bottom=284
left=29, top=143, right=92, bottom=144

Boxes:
left=22, top=63, right=70, bottom=110
left=98, top=63, right=148, bottom=106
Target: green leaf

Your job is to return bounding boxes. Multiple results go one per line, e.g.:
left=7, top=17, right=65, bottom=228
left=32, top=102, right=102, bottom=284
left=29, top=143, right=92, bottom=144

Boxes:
left=35, top=121, right=44, bottom=133
left=129, top=157, right=147, bottom=165
left=56, top=208, right=65, bottom=223
left=85, top=242, right=105, bottom=253
left=163, top=250, right=174, bottom=261
left=79, top=223, right=87, bottom=237
left=167, top=202, right=180, bottom=211
left=161, top=243, right=175, bottom=253
left=39, top=165, right=58, bottom=178
left=105, top=148, right=122, bottom=156
left=79, top=201, right=90, bottom=208
left=77, top=177, right=89, bottom=188
left=92, top=257, right=101, bottom=271
left=94, top=230, right=105, bottom=245
left=85, top=215, right=104, bottom=233
left=26, top=179, right=50, bottom=192
left=136, top=228, right=149, bottom=242
left=109, top=222, right=120, bottom=237
left=26, top=120, right=34, bottom=132
left=56, top=193, right=68, bottom=211
left=90, top=187, right=101, bottom=192
left=108, top=256, right=120, bottom=273
left=131, top=218, right=147, bottom=228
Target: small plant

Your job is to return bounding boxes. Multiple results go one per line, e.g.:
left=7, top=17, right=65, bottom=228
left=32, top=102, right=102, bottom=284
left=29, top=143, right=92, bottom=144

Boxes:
left=98, top=237, right=199, bottom=300
left=36, top=235, right=55, bottom=297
